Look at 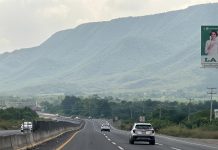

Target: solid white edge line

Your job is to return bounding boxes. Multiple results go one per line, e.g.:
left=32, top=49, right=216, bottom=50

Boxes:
left=118, top=146, right=124, bottom=150
left=156, top=143, right=163, bottom=146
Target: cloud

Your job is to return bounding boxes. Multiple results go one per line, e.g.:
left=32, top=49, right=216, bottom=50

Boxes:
left=0, top=38, right=10, bottom=46
left=37, top=4, right=70, bottom=19
left=0, top=38, right=12, bottom=52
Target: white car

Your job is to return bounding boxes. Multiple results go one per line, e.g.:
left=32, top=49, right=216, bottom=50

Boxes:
left=21, top=122, right=33, bottom=132
left=129, top=123, right=155, bottom=145
left=74, top=116, right=80, bottom=120
left=101, top=123, right=110, bottom=132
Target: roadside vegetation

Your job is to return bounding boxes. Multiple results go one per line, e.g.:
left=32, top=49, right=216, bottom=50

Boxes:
left=0, top=107, right=38, bottom=129
left=160, top=125, right=218, bottom=139
left=41, top=95, right=218, bottom=139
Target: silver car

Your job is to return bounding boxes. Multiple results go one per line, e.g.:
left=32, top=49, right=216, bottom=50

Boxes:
left=129, top=123, right=155, bottom=145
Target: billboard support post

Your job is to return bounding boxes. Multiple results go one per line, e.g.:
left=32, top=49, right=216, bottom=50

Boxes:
left=207, top=88, right=216, bottom=122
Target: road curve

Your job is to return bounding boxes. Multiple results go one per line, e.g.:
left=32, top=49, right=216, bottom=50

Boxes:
left=62, top=119, right=218, bottom=150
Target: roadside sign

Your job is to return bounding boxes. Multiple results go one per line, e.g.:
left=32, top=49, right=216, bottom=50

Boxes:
left=201, top=26, right=218, bottom=68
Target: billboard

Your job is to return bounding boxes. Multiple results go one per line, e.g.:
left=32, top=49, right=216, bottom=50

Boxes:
left=201, top=26, right=218, bottom=68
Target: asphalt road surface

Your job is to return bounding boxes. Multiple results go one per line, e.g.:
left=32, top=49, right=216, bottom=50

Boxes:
left=62, top=119, right=218, bottom=150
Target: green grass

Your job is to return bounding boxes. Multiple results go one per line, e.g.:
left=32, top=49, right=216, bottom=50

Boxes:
left=159, top=126, right=218, bottom=139
left=0, top=119, right=22, bottom=130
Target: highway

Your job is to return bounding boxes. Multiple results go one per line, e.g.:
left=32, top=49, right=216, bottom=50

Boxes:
left=0, top=112, right=80, bottom=137
left=62, top=119, right=218, bottom=150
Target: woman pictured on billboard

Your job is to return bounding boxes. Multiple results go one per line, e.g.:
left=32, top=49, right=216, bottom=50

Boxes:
left=205, top=30, right=218, bottom=56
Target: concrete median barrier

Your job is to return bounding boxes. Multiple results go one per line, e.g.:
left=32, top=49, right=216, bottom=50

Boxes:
left=0, top=120, right=83, bottom=150
left=0, top=136, right=12, bottom=150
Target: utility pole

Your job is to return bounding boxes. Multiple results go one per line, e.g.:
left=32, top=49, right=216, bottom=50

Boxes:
left=130, top=107, right=133, bottom=119
left=88, top=100, right=91, bottom=117
left=142, top=101, right=145, bottom=114
left=207, top=88, right=216, bottom=122
left=159, top=104, right=162, bottom=119
left=187, top=98, right=193, bottom=121
left=129, top=103, right=133, bottom=119
left=159, top=92, right=166, bottom=120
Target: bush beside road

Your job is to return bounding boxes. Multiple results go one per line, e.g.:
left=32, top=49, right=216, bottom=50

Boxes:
left=0, top=107, right=38, bottom=130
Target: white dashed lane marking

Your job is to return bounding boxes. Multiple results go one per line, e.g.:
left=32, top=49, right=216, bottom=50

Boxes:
left=171, top=147, right=182, bottom=150
left=100, top=125, right=124, bottom=150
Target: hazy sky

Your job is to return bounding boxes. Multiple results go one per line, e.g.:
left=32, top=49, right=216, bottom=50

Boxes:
left=0, top=0, right=217, bottom=53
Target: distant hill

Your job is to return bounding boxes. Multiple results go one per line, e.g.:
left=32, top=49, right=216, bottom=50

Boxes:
left=1, top=3, right=218, bottom=97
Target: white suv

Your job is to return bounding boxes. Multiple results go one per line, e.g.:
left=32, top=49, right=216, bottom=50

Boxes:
left=101, top=123, right=111, bottom=132
left=129, top=123, right=155, bottom=145
left=21, top=122, right=33, bottom=132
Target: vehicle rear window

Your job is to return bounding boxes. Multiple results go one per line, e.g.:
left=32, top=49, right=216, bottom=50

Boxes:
left=135, top=125, right=151, bottom=129
left=102, top=124, right=109, bottom=127
left=24, top=122, right=32, bottom=125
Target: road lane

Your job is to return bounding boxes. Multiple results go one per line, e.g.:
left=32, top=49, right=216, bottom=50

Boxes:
left=62, top=119, right=119, bottom=150
left=61, top=119, right=218, bottom=150
left=94, top=119, right=162, bottom=150
left=94, top=119, right=218, bottom=150
left=155, top=134, right=218, bottom=150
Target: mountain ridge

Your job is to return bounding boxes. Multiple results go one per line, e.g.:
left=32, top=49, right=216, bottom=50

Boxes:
left=0, top=3, right=218, bottom=96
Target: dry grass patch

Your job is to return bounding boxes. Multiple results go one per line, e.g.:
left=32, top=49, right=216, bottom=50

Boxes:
left=160, top=126, right=218, bottom=139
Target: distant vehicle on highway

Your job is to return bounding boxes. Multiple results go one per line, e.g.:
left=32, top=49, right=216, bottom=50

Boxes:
left=21, top=122, right=33, bottom=132
left=129, top=123, right=155, bottom=145
left=74, top=116, right=80, bottom=120
left=101, top=123, right=110, bottom=132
